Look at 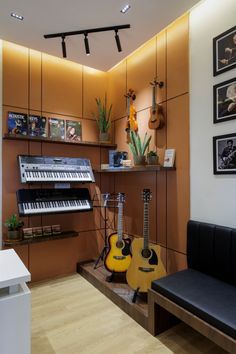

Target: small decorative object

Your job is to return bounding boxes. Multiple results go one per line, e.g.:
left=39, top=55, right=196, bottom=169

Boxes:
left=129, top=131, right=152, bottom=165
left=8, top=111, right=27, bottom=136
left=43, top=226, right=52, bottom=236
left=52, top=225, right=61, bottom=235
left=65, top=120, right=82, bottom=141
left=164, top=149, right=175, bottom=167
left=4, top=214, right=24, bottom=240
left=23, top=228, right=33, bottom=239
left=213, top=26, right=236, bottom=76
left=94, top=94, right=112, bottom=142
left=213, top=78, right=236, bottom=124
left=28, top=115, right=47, bottom=137
left=213, top=133, right=236, bottom=174
left=49, top=118, right=65, bottom=140
left=121, top=159, right=132, bottom=167
left=147, top=150, right=159, bottom=165
left=33, top=227, right=43, bottom=237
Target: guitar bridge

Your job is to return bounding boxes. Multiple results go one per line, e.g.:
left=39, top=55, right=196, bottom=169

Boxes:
left=138, top=267, right=154, bottom=272
left=113, top=255, right=126, bottom=260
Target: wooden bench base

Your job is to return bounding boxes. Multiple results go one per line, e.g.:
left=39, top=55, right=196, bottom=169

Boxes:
left=148, top=289, right=236, bottom=354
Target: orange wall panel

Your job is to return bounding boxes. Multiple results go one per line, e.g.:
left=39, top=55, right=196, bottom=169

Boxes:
left=42, top=54, right=82, bottom=117
left=29, top=50, right=41, bottom=111
left=127, top=38, right=156, bottom=112
left=167, top=94, right=190, bottom=253
left=107, top=60, right=126, bottom=120
left=167, top=249, right=187, bottom=274
left=156, top=171, right=167, bottom=247
left=166, top=15, right=189, bottom=99
left=156, top=31, right=167, bottom=103
left=83, top=67, right=107, bottom=119
left=3, top=42, right=29, bottom=108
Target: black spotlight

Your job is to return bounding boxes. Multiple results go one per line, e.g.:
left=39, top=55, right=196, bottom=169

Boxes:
left=115, top=29, right=122, bottom=52
left=84, top=33, right=90, bottom=55
left=61, top=36, right=67, bottom=58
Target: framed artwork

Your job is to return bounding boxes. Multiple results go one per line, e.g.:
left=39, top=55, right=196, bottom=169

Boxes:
left=65, top=120, right=82, bottom=142
left=213, top=26, right=236, bottom=76
left=213, top=133, right=236, bottom=174
left=213, top=77, right=236, bottom=123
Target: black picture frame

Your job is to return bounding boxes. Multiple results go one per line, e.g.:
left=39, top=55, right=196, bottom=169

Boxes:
left=213, top=133, right=236, bottom=174
left=213, top=26, right=236, bottom=76
left=213, top=77, right=236, bottom=123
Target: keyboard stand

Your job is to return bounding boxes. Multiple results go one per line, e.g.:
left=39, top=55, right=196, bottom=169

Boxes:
left=94, top=206, right=109, bottom=269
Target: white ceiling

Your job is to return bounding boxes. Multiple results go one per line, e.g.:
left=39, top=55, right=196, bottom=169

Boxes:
left=0, top=0, right=201, bottom=71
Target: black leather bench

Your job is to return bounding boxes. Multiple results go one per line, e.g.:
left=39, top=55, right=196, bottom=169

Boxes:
left=148, top=220, right=236, bottom=353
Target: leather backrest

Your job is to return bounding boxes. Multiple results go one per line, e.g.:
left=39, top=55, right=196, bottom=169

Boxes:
left=187, top=220, right=236, bottom=286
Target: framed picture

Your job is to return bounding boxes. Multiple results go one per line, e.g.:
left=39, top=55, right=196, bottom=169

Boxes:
left=213, top=77, right=236, bottom=123
left=213, top=26, right=236, bottom=76
left=65, top=120, right=82, bottom=142
left=213, top=133, right=236, bottom=174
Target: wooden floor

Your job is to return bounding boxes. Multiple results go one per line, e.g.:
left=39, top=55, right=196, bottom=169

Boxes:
left=31, top=274, right=227, bottom=354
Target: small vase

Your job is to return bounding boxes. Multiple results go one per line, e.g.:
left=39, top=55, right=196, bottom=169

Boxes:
left=99, top=132, right=110, bottom=142
left=134, top=155, right=146, bottom=166
left=147, top=155, right=159, bottom=165
left=8, top=230, right=21, bottom=240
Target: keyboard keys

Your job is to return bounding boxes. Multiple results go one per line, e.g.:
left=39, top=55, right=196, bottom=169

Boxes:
left=21, top=199, right=91, bottom=215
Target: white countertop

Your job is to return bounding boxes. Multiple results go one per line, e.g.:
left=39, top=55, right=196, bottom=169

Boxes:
left=0, top=249, right=31, bottom=289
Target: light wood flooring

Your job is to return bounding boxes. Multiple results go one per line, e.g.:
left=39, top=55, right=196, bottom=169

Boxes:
left=31, top=274, right=227, bottom=354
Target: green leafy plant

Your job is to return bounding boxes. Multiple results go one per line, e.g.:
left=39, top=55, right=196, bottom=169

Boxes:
left=147, top=150, right=158, bottom=157
left=94, top=94, right=112, bottom=133
left=129, top=131, right=152, bottom=158
left=4, top=214, right=24, bottom=231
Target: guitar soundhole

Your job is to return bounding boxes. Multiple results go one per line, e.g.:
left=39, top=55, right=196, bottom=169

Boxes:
left=141, top=248, right=151, bottom=259
left=116, top=240, right=123, bottom=249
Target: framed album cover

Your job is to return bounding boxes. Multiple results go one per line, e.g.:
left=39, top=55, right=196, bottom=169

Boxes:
left=28, top=115, right=47, bottom=137
left=48, top=118, right=65, bottom=140
left=213, top=77, right=236, bottom=123
left=65, top=120, right=82, bottom=142
left=213, top=133, right=236, bottom=174
left=213, top=26, right=236, bottom=76
left=8, top=111, right=27, bottom=135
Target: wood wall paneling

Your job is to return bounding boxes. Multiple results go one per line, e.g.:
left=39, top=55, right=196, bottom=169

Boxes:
left=167, top=249, right=187, bottom=274
left=156, top=102, right=167, bottom=166
left=127, top=38, right=156, bottom=112
left=77, top=231, right=101, bottom=263
left=166, top=94, right=190, bottom=253
left=29, top=50, right=42, bottom=111
left=42, top=54, right=82, bottom=117
left=114, top=117, right=130, bottom=156
left=166, top=15, right=189, bottom=100
left=83, top=66, right=108, bottom=119
left=156, top=31, right=167, bottom=103
left=107, top=60, right=127, bottom=120
left=156, top=171, right=167, bottom=247
left=3, top=42, right=29, bottom=108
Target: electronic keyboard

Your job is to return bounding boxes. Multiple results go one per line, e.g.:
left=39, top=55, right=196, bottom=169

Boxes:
left=17, top=188, right=92, bottom=216
left=18, top=155, right=95, bottom=184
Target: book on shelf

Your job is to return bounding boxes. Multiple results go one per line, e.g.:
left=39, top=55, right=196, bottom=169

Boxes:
left=48, top=118, right=65, bottom=140
left=65, top=120, right=82, bottom=142
left=164, top=149, right=175, bottom=167
left=8, top=111, right=28, bottom=136
left=28, top=115, right=47, bottom=137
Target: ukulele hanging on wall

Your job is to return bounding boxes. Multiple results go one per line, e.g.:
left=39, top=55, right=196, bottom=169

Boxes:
left=125, top=89, right=138, bottom=143
left=148, top=78, right=165, bottom=130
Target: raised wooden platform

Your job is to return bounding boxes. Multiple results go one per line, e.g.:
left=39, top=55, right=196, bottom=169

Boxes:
left=77, top=261, right=148, bottom=330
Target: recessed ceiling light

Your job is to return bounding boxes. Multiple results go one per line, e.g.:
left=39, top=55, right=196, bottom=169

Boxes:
left=11, top=12, right=24, bottom=21
left=120, top=4, right=131, bottom=14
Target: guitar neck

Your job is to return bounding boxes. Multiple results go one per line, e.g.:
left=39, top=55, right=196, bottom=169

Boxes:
left=143, top=202, right=149, bottom=250
left=152, top=85, right=156, bottom=109
left=117, top=202, right=123, bottom=241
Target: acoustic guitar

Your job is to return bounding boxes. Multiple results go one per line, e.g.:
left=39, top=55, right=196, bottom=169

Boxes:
left=125, top=89, right=138, bottom=143
left=126, top=189, right=166, bottom=294
left=148, top=79, right=165, bottom=130
left=104, top=193, right=132, bottom=273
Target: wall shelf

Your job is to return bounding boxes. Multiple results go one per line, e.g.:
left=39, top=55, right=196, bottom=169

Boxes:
left=3, top=230, right=79, bottom=247
left=94, top=165, right=175, bottom=173
left=3, top=134, right=117, bottom=149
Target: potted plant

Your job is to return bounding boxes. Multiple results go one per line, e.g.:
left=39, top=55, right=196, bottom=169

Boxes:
left=129, top=131, right=152, bottom=165
left=4, top=214, right=24, bottom=240
left=147, top=150, right=159, bottom=165
left=94, top=94, right=112, bottom=142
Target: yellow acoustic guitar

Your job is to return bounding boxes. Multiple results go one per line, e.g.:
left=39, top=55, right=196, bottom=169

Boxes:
left=126, top=189, right=166, bottom=301
left=148, top=78, right=165, bottom=130
left=104, top=193, right=132, bottom=274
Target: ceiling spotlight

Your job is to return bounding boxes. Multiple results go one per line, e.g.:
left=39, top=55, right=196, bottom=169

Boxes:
left=84, top=33, right=90, bottom=56
left=115, top=29, right=122, bottom=52
left=11, top=12, right=24, bottom=21
left=61, top=36, right=67, bottom=58
left=120, top=4, right=131, bottom=14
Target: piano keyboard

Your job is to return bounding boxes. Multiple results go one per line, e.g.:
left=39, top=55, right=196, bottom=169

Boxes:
left=18, top=155, right=95, bottom=183
left=17, top=188, right=92, bottom=216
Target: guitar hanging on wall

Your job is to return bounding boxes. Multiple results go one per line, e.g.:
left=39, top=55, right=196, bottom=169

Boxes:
left=104, top=193, right=132, bottom=275
left=148, top=78, right=165, bottom=130
left=125, top=89, right=138, bottom=143
left=126, top=189, right=166, bottom=302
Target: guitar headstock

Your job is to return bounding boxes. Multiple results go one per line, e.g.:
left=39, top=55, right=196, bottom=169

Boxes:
left=150, top=78, right=164, bottom=88
left=117, top=192, right=125, bottom=203
left=124, top=88, right=136, bottom=101
left=142, top=189, right=152, bottom=203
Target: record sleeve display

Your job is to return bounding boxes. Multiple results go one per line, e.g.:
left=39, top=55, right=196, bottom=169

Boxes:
left=48, top=118, right=65, bottom=140
left=66, top=120, right=82, bottom=142
left=8, top=111, right=27, bottom=136
left=28, top=115, right=47, bottom=137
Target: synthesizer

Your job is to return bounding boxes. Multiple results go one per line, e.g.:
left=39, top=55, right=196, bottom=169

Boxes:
left=17, top=188, right=92, bottom=216
left=18, top=155, right=95, bottom=184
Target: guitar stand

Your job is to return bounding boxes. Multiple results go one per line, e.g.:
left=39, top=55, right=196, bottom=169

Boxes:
left=106, top=270, right=115, bottom=283
left=132, top=287, right=140, bottom=303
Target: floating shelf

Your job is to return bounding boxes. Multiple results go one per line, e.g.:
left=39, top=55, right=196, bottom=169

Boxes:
left=94, top=165, right=175, bottom=173
left=3, top=230, right=79, bottom=247
left=3, top=134, right=117, bottom=149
